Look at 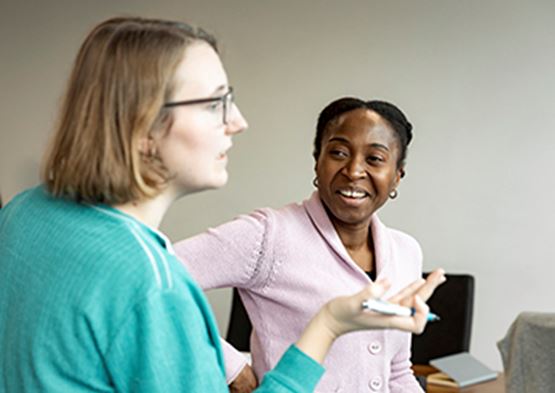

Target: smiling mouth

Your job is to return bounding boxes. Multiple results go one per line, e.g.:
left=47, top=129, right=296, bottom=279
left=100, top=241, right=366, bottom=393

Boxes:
left=336, top=188, right=369, bottom=199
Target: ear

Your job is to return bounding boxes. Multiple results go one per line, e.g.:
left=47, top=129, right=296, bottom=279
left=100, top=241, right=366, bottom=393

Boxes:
left=138, top=136, right=157, bottom=156
left=394, top=166, right=404, bottom=188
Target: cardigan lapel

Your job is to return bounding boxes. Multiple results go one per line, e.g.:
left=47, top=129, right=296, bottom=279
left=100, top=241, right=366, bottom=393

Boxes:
left=369, top=212, right=392, bottom=280
left=303, top=191, right=392, bottom=280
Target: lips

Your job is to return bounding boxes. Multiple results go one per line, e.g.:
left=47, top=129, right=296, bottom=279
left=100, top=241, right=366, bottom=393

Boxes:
left=336, top=186, right=370, bottom=199
left=217, top=144, right=232, bottom=160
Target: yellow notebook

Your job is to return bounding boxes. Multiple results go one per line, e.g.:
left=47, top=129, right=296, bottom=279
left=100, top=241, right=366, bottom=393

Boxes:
left=427, top=371, right=459, bottom=388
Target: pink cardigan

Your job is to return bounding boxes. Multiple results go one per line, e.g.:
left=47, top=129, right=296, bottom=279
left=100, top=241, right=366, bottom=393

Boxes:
left=174, top=192, right=423, bottom=392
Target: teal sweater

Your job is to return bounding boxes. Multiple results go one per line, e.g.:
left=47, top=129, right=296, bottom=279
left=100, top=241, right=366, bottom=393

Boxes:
left=0, top=187, right=323, bottom=392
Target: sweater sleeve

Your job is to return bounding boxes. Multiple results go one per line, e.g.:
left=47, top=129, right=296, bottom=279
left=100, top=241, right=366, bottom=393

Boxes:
left=173, top=209, right=273, bottom=290
left=254, top=345, right=324, bottom=393
left=103, top=289, right=229, bottom=393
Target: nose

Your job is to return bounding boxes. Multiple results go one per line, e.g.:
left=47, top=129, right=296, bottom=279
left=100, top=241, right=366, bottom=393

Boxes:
left=226, top=103, right=248, bottom=135
left=344, top=155, right=366, bottom=179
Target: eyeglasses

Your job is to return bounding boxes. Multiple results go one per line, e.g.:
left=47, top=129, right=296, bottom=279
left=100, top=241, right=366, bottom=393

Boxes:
left=164, top=87, right=234, bottom=125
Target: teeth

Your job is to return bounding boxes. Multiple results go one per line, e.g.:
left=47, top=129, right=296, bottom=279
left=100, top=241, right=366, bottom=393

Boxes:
left=339, top=189, right=366, bottom=199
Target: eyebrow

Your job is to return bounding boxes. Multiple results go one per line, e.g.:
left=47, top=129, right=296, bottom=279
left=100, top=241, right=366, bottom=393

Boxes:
left=328, top=136, right=390, bottom=151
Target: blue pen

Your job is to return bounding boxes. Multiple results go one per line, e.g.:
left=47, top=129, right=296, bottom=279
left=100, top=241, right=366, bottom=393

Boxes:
left=362, top=299, right=440, bottom=322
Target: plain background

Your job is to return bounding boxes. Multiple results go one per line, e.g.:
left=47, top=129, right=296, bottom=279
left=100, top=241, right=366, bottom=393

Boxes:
left=2, top=0, right=554, bottom=371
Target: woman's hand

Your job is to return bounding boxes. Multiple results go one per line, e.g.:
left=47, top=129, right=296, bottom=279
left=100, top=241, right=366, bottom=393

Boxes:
left=229, top=364, right=258, bottom=393
left=324, top=268, right=447, bottom=338
left=295, top=269, right=446, bottom=363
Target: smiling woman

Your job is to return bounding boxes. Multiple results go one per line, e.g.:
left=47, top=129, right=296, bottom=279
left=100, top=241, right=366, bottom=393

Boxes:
left=175, top=97, right=441, bottom=392
left=315, top=107, right=403, bottom=234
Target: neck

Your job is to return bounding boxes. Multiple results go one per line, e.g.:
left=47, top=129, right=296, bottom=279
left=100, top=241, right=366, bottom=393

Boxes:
left=331, top=218, right=371, bottom=252
left=113, top=190, right=175, bottom=229
left=331, top=218, right=375, bottom=272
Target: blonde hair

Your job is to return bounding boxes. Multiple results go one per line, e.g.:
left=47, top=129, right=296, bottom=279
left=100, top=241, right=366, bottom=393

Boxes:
left=42, top=17, right=217, bottom=204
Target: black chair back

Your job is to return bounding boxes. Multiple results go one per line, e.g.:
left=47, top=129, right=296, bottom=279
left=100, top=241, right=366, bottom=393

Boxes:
left=411, top=273, right=474, bottom=364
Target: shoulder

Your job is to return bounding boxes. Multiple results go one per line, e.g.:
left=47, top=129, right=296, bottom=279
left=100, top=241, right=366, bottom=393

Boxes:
left=240, top=199, right=304, bottom=221
left=0, top=186, right=47, bottom=222
left=83, top=218, right=177, bottom=295
left=210, top=200, right=307, bottom=240
left=251, top=200, right=306, bottom=225
left=41, top=197, right=174, bottom=295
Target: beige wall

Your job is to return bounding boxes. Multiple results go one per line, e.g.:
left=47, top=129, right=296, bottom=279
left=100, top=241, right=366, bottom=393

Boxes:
left=2, top=0, right=554, bottom=371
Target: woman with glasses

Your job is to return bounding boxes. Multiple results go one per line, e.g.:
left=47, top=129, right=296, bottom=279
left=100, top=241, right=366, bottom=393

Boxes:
left=0, top=16, right=444, bottom=393
left=175, top=97, right=443, bottom=392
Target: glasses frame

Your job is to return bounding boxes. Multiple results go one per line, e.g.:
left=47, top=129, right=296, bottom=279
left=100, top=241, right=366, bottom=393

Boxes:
left=164, top=87, right=234, bottom=125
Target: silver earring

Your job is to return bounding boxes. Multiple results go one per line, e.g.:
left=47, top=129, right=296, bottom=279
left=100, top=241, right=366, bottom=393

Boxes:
left=389, top=189, right=398, bottom=199
left=312, top=177, right=319, bottom=188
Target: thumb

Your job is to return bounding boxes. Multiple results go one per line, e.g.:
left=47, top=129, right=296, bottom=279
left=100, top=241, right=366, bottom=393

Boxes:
left=411, top=295, right=430, bottom=334
left=357, top=278, right=391, bottom=304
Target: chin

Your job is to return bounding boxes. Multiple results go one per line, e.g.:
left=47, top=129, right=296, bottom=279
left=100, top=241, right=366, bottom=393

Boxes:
left=177, top=173, right=229, bottom=196
left=200, top=173, right=229, bottom=191
left=330, top=207, right=372, bottom=226
left=213, top=171, right=229, bottom=188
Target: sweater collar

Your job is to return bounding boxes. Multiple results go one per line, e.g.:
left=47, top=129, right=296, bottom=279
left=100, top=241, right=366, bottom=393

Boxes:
left=302, top=191, right=391, bottom=279
left=90, top=204, right=175, bottom=255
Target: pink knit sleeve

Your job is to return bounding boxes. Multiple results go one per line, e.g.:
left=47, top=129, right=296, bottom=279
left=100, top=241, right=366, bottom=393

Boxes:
left=173, top=209, right=273, bottom=290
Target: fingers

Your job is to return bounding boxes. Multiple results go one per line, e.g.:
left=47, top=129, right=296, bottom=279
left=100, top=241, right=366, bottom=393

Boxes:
left=410, top=295, right=430, bottom=334
left=359, top=278, right=391, bottom=302
left=382, top=295, right=430, bottom=334
left=415, top=268, right=447, bottom=302
left=387, top=278, right=426, bottom=303
left=368, top=268, right=446, bottom=335
left=387, top=268, right=446, bottom=304
left=229, top=364, right=258, bottom=392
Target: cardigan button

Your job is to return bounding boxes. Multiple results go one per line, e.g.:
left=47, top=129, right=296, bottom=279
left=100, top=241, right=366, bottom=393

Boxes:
left=369, top=376, right=383, bottom=391
left=367, top=341, right=382, bottom=354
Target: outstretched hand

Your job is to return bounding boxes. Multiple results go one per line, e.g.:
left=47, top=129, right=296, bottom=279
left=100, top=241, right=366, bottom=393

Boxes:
left=322, top=268, right=446, bottom=338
